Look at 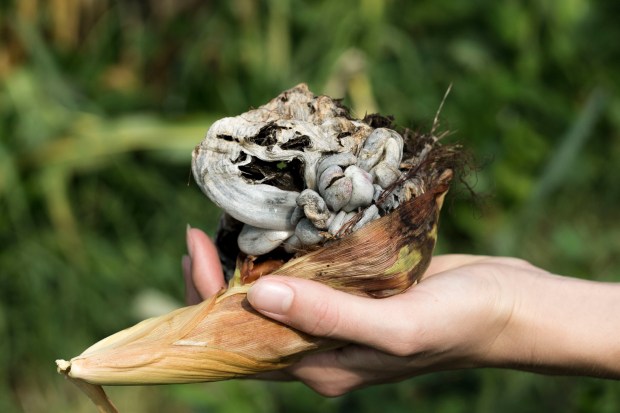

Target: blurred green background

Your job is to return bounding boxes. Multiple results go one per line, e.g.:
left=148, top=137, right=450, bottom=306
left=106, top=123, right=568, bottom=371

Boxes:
left=1, top=0, right=619, bottom=412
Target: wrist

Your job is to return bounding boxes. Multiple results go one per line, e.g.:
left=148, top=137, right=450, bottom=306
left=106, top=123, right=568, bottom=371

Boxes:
left=463, top=265, right=540, bottom=370
left=485, top=271, right=620, bottom=378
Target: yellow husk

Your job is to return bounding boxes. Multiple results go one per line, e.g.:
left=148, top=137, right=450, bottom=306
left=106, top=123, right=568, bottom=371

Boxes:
left=58, top=284, right=331, bottom=385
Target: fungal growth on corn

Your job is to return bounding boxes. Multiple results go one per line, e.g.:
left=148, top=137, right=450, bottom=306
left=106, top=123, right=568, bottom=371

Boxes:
left=56, top=84, right=460, bottom=413
left=192, top=83, right=453, bottom=279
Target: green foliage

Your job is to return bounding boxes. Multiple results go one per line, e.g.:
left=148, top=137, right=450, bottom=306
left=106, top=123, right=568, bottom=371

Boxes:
left=1, top=0, right=619, bottom=411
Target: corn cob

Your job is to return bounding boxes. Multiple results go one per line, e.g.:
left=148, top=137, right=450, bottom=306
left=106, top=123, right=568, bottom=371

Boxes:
left=56, top=85, right=460, bottom=412
left=56, top=166, right=453, bottom=413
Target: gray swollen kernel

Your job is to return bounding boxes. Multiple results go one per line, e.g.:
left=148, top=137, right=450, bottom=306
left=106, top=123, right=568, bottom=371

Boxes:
left=290, top=206, right=305, bottom=226
left=343, top=165, right=374, bottom=212
left=357, top=128, right=404, bottom=189
left=351, top=205, right=380, bottom=232
left=237, top=224, right=295, bottom=256
left=318, top=165, right=344, bottom=195
left=296, top=189, right=332, bottom=229
left=328, top=211, right=348, bottom=236
left=370, top=136, right=403, bottom=188
left=316, top=152, right=357, bottom=179
left=295, top=218, right=324, bottom=246
left=323, top=176, right=353, bottom=211
left=372, top=162, right=401, bottom=188
left=372, top=184, right=384, bottom=202
left=328, top=211, right=359, bottom=236
left=357, top=128, right=391, bottom=172
left=283, top=234, right=303, bottom=254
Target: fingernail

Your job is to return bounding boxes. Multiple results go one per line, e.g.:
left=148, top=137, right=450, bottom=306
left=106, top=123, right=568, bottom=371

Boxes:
left=186, top=224, right=193, bottom=258
left=247, top=280, right=294, bottom=315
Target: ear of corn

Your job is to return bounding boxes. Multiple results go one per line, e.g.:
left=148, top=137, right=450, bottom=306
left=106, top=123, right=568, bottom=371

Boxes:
left=56, top=157, right=454, bottom=412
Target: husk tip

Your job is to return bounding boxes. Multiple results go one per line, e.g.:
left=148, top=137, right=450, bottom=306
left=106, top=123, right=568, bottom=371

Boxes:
left=56, top=359, right=71, bottom=375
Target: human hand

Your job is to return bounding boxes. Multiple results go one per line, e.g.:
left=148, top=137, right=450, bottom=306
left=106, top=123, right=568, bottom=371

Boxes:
left=243, top=254, right=544, bottom=395
left=183, top=226, right=620, bottom=395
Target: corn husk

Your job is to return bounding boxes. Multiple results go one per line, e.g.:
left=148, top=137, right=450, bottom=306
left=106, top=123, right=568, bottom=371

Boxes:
left=57, top=145, right=458, bottom=413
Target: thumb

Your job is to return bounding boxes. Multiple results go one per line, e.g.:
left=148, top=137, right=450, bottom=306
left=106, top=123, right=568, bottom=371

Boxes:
left=247, top=276, right=411, bottom=354
left=187, top=227, right=225, bottom=295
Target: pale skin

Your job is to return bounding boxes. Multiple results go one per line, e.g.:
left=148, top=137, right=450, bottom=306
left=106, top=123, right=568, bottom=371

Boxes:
left=183, top=226, right=620, bottom=396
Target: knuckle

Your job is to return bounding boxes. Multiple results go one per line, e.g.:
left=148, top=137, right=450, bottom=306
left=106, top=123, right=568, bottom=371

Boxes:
left=501, top=257, right=531, bottom=268
left=308, top=378, right=357, bottom=397
left=486, top=256, right=538, bottom=271
left=383, top=321, right=423, bottom=357
left=385, top=336, right=414, bottom=357
left=307, top=298, right=340, bottom=337
left=313, top=384, right=347, bottom=397
left=327, top=386, right=351, bottom=397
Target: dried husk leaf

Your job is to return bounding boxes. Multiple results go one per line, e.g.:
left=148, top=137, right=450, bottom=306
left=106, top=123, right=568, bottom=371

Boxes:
left=56, top=162, right=452, bottom=390
left=59, top=286, right=329, bottom=385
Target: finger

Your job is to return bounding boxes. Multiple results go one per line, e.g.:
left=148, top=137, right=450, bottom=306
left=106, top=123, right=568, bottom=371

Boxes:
left=490, top=257, right=548, bottom=273
left=182, top=254, right=202, bottom=305
left=286, top=346, right=408, bottom=397
left=286, top=349, right=366, bottom=396
left=186, top=225, right=225, bottom=299
left=247, top=276, right=412, bottom=354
